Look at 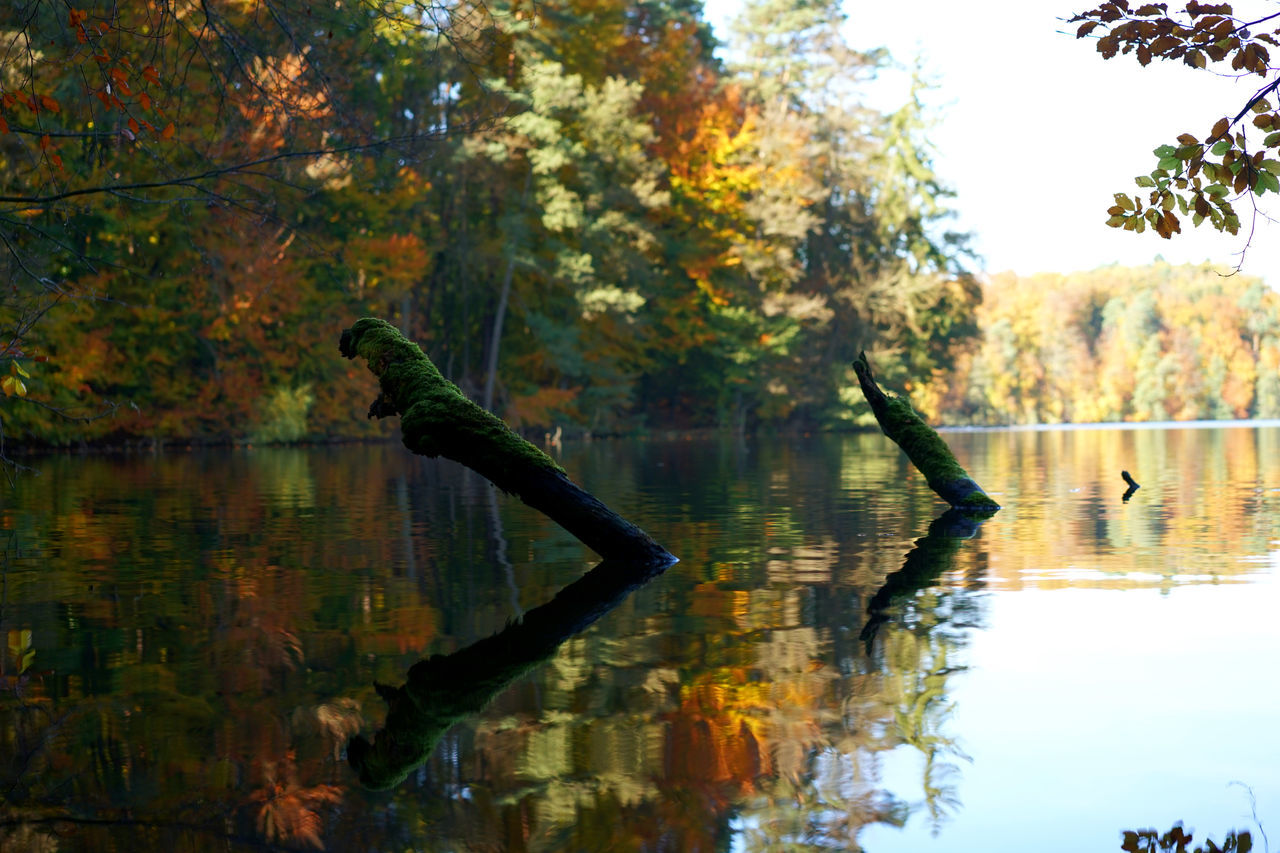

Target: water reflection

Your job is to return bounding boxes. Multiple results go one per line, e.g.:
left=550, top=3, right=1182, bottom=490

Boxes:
left=861, top=508, right=992, bottom=650
left=3, top=429, right=1274, bottom=850
left=349, top=557, right=672, bottom=790
left=1120, top=822, right=1254, bottom=853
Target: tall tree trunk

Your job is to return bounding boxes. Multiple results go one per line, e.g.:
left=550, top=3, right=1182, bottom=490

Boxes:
left=399, top=293, right=411, bottom=337
left=483, top=169, right=532, bottom=412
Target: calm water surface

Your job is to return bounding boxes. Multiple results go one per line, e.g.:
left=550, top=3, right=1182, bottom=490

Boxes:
left=2, top=427, right=1277, bottom=851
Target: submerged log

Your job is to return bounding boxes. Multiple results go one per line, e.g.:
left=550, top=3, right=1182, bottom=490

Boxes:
left=852, top=352, right=1000, bottom=512
left=340, top=318, right=675, bottom=565
left=347, top=557, right=669, bottom=789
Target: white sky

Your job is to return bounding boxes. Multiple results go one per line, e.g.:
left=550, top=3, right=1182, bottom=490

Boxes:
left=702, top=0, right=1280, bottom=286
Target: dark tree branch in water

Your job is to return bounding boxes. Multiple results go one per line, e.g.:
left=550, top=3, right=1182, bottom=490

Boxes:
left=1122, top=470, right=1140, bottom=502
left=852, top=352, right=1000, bottom=512
left=339, top=318, right=676, bottom=565
left=347, top=558, right=670, bottom=789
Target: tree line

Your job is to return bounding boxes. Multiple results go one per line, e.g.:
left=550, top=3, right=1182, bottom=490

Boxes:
left=932, top=262, right=1280, bottom=426
left=6, top=1, right=1276, bottom=445
left=0, top=0, right=973, bottom=445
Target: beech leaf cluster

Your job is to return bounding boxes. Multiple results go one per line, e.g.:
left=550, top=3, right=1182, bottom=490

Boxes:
left=1071, top=0, right=1280, bottom=243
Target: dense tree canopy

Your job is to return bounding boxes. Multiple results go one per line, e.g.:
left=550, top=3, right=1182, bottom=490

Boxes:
left=0, top=0, right=979, bottom=445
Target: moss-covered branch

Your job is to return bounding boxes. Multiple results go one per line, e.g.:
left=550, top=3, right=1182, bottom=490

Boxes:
left=339, top=318, right=675, bottom=565
left=852, top=352, right=999, bottom=512
left=347, top=558, right=669, bottom=789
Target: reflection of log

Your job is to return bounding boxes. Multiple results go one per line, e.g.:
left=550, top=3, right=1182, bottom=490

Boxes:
left=340, top=318, right=675, bottom=565
left=852, top=353, right=1000, bottom=512
left=346, top=558, right=670, bottom=790
left=860, top=508, right=987, bottom=649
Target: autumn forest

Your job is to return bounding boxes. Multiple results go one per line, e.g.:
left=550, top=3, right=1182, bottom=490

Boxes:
left=6, top=2, right=1280, bottom=850
left=4, top=0, right=1277, bottom=448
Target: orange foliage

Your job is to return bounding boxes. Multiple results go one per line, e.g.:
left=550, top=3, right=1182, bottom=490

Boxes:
left=506, top=386, right=580, bottom=429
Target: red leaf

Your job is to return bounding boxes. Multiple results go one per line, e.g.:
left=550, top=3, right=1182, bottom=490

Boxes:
left=161, top=121, right=175, bottom=139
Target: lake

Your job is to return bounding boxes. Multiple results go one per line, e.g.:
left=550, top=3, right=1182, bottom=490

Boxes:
left=2, top=426, right=1277, bottom=851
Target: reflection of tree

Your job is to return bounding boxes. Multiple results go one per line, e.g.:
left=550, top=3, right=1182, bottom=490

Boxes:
left=0, top=442, right=1002, bottom=851
left=248, top=756, right=343, bottom=850
left=883, top=632, right=970, bottom=834
left=348, top=558, right=671, bottom=789
left=855, top=507, right=990, bottom=837
left=0, top=449, right=470, bottom=851
left=860, top=508, right=989, bottom=650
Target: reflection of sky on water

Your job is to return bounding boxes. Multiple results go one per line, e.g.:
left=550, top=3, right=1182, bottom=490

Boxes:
left=862, top=575, right=1280, bottom=851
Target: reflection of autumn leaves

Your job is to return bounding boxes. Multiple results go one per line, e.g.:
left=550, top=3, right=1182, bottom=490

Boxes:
left=213, top=569, right=359, bottom=849
left=292, top=699, right=364, bottom=762
left=249, top=750, right=344, bottom=850
left=213, top=566, right=306, bottom=691
left=669, top=636, right=838, bottom=794
left=0, top=823, right=59, bottom=853
left=883, top=628, right=970, bottom=831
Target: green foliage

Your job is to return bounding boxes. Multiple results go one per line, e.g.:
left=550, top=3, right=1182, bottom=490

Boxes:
left=252, top=385, right=315, bottom=445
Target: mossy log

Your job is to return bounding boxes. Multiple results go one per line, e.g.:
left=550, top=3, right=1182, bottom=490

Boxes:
left=347, top=557, right=669, bottom=789
left=340, top=318, right=675, bottom=565
left=852, top=352, right=1000, bottom=512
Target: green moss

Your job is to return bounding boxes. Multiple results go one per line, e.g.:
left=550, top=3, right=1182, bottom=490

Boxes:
left=882, top=396, right=970, bottom=484
left=956, top=489, right=1001, bottom=512
left=340, top=318, right=563, bottom=475
left=852, top=352, right=999, bottom=511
